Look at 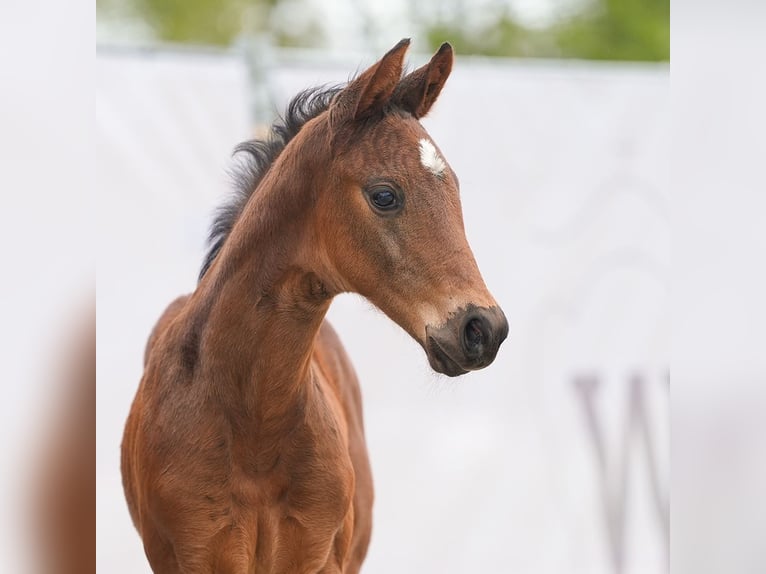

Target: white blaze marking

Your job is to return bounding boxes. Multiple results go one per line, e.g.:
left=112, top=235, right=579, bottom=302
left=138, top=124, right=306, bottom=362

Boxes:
left=418, top=138, right=446, bottom=178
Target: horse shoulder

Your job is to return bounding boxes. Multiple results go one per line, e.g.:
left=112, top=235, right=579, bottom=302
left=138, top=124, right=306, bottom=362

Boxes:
left=123, top=294, right=192, bottom=529
left=312, top=319, right=374, bottom=572
left=313, top=320, right=363, bottom=409
left=144, top=294, right=190, bottom=366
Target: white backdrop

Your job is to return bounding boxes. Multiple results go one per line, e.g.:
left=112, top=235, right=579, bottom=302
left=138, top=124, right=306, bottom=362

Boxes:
left=97, top=46, right=668, bottom=574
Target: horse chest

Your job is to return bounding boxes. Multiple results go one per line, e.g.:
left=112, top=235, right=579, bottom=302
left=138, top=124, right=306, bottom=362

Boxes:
left=244, top=424, right=354, bottom=522
left=224, top=432, right=356, bottom=571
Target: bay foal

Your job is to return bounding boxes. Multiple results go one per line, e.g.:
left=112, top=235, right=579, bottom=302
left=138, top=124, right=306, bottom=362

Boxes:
left=122, top=39, right=508, bottom=573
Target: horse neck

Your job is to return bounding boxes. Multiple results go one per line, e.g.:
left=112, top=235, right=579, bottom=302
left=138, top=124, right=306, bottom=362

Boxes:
left=186, top=136, right=334, bottom=434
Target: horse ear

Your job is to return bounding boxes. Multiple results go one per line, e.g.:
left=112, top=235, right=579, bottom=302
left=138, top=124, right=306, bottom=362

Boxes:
left=330, top=38, right=410, bottom=125
left=392, top=42, right=453, bottom=119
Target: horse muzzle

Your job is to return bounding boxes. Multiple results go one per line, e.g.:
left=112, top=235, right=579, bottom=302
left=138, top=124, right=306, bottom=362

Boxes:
left=424, top=305, right=508, bottom=377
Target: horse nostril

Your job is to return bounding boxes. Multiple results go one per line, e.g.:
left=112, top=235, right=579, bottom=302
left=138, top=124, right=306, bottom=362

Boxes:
left=463, top=317, right=485, bottom=352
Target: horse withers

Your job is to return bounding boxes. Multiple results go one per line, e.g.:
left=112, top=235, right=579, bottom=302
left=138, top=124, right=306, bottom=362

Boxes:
left=121, top=39, right=508, bottom=573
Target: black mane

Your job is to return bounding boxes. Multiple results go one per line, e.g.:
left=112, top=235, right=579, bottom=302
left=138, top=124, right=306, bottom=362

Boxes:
left=198, top=85, right=343, bottom=281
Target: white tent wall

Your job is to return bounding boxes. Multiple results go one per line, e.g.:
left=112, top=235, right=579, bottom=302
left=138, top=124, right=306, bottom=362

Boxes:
left=97, top=46, right=668, bottom=574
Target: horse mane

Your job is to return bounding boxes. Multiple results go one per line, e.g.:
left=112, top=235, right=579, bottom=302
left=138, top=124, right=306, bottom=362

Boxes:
left=199, top=85, right=344, bottom=281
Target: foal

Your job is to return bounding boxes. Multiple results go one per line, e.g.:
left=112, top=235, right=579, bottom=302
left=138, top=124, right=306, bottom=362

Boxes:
left=122, top=39, right=508, bottom=573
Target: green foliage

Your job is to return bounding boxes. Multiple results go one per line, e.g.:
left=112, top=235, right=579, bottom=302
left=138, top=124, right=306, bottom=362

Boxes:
left=100, top=0, right=322, bottom=47
left=129, top=0, right=251, bottom=45
left=425, top=0, right=669, bottom=62
left=98, top=0, right=668, bottom=61
left=554, top=0, right=669, bottom=61
left=426, top=14, right=544, bottom=59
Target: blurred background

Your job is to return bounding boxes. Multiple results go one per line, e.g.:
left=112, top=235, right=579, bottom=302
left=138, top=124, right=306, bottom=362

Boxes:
left=97, top=1, right=668, bottom=573
left=96, top=0, right=668, bottom=60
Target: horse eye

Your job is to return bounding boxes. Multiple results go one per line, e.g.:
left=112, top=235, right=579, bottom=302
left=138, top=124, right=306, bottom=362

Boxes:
left=372, top=190, right=394, bottom=207
left=369, top=186, right=399, bottom=212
